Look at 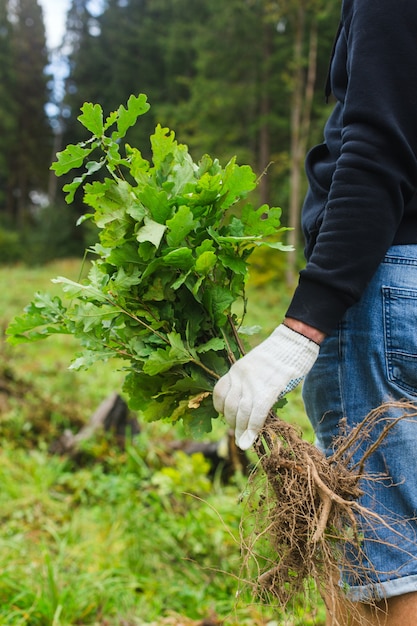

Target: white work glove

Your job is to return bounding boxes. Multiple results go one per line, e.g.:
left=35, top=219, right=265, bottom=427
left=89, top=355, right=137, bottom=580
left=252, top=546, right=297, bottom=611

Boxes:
left=213, top=324, right=320, bottom=450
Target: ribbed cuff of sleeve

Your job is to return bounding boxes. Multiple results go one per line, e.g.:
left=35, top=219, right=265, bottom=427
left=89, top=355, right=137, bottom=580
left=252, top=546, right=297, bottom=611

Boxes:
left=285, top=278, right=354, bottom=336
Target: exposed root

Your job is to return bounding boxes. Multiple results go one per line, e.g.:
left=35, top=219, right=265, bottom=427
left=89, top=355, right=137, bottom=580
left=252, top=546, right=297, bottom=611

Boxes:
left=239, top=401, right=417, bottom=613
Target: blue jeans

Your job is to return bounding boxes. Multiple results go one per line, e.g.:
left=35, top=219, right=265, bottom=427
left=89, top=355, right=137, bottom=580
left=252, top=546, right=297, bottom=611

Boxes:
left=303, top=245, right=417, bottom=602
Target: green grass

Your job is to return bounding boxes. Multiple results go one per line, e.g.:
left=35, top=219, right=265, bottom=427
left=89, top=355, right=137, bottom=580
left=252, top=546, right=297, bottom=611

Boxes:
left=1, top=259, right=125, bottom=410
left=0, top=259, right=325, bottom=625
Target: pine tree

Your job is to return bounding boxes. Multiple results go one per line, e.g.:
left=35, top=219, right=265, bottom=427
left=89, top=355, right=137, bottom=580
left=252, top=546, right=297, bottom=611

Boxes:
left=62, top=0, right=198, bottom=154
left=7, top=0, right=52, bottom=225
left=60, top=0, right=96, bottom=144
left=0, top=0, right=16, bottom=217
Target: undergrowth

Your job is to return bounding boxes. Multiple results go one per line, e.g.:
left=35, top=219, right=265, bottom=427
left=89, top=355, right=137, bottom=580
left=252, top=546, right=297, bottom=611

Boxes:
left=0, top=260, right=325, bottom=625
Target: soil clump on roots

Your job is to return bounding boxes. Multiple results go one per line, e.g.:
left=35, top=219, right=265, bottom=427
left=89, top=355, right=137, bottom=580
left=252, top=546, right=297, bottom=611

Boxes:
left=240, top=401, right=417, bottom=611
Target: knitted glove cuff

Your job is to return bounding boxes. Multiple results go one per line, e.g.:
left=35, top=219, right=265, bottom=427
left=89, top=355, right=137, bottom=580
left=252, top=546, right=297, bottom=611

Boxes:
left=269, top=324, right=320, bottom=375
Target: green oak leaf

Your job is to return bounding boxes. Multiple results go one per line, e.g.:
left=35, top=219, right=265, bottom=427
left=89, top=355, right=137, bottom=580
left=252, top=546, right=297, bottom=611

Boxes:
left=6, top=293, right=68, bottom=343
left=136, top=217, right=167, bottom=248
left=78, top=102, right=104, bottom=136
left=220, top=159, right=257, bottom=207
left=52, top=144, right=94, bottom=176
left=195, top=250, right=217, bottom=274
left=115, top=94, right=150, bottom=139
left=163, top=247, right=194, bottom=270
left=166, top=205, right=197, bottom=247
left=203, top=285, right=236, bottom=326
left=150, top=124, right=177, bottom=169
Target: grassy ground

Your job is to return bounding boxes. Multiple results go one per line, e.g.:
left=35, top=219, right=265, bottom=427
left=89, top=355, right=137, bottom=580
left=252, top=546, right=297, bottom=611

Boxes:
left=0, top=258, right=325, bottom=625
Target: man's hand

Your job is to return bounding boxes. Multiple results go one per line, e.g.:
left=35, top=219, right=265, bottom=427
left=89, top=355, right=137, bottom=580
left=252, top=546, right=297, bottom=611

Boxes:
left=213, top=323, right=321, bottom=450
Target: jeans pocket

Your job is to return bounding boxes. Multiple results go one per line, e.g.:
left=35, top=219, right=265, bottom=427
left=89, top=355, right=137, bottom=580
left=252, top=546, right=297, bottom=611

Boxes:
left=383, top=286, right=417, bottom=396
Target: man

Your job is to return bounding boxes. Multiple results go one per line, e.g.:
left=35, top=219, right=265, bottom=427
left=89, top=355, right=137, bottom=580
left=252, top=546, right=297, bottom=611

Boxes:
left=213, top=0, right=417, bottom=624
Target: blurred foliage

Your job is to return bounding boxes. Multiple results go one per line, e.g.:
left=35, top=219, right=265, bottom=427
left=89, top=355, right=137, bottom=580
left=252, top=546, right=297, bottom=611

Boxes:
left=0, top=227, right=21, bottom=264
left=0, top=0, right=52, bottom=225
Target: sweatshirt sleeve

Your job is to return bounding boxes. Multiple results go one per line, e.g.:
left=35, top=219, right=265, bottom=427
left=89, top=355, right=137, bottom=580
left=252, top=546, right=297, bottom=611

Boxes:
left=286, top=0, right=417, bottom=335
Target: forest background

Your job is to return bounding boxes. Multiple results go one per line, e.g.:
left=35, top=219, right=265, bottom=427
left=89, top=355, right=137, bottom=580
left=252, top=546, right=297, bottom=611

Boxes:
left=0, top=0, right=340, bottom=278
left=0, top=0, right=341, bottom=623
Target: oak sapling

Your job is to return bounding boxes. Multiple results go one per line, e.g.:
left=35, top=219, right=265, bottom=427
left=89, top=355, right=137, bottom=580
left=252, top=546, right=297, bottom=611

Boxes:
left=7, top=94, right=290, bottom=437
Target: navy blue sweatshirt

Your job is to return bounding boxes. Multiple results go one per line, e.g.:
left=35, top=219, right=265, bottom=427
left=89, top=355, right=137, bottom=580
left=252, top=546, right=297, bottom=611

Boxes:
left=286, top=0, right=417, bottom=335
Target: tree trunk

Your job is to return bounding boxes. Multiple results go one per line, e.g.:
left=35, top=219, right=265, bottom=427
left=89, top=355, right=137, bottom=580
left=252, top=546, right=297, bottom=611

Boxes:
left=286, top=10, right=318, bottom=286
left=258, top=18, right=272, bottom=206
left=51, top=392, right=140, bottom=455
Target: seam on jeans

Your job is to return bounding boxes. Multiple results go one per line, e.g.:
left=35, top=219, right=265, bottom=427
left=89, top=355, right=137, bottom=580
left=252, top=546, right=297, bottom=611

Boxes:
left=337, top=321, right=347, bottom=419
left=382, top=286, right=390, bottom=392
left=382, top=286, right=417, bottom=396
left=383, top=244, right=417, bottom=266
left=383, top=256, right=417, bottom=267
